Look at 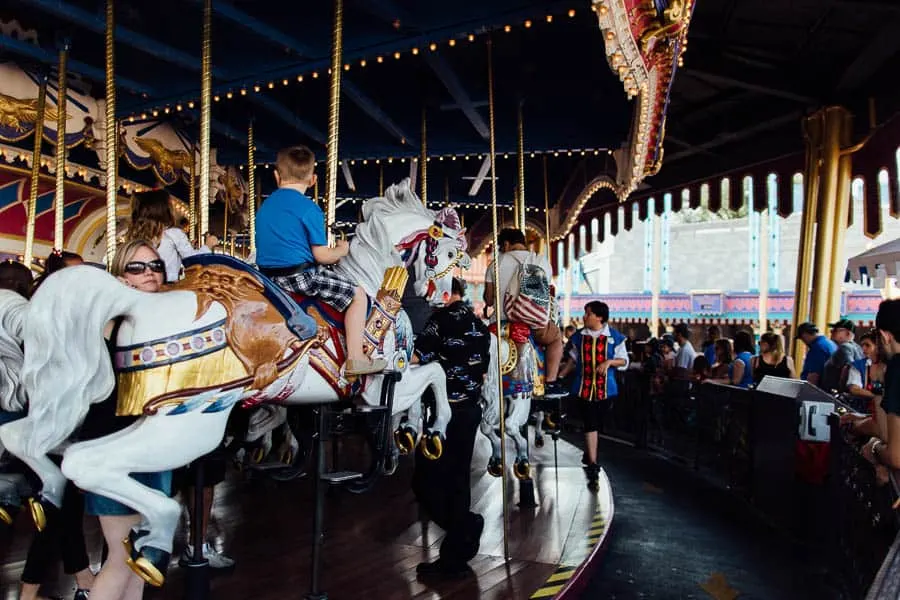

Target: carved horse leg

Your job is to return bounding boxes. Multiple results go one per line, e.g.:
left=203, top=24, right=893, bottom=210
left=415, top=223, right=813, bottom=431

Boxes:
left=0, top=416, right=67, bottom=530
left=61, top=403, right=237, bottom=587
left=505, top=392, right=532, bottom=480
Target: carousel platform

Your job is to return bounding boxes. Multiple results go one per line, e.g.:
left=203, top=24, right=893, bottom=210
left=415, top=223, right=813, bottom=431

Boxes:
left=0, top=432, right=612, bottom=599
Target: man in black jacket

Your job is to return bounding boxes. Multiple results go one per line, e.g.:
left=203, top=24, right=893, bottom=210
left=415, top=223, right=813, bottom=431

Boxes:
left=412, top=278, right=489, bottom=578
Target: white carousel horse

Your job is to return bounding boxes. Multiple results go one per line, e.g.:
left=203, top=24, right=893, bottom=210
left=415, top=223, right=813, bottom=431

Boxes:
left=480, top=330, right=541, bottom=480
left=0, top=179, right=467, bottom=586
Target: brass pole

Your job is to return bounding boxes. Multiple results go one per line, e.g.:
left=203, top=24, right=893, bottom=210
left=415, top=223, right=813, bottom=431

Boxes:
left=54, top=43, right=69, bottom=250
left=543, top=155, right=551, bottom=261
left=223, top=193, right=229, bottom=247
left=420, top=107, right=427, bottom=204
left=199, top=0, right=212, bottom=239
left=24, top=76, right=47, bottom=269
left=517, top=102, right=526, bottom=233
left=378, top=164, right=384, bottom=196
left=325, top=0, right=344, bottom=244
left=189, top=145, right=196, bottom=243
left=790, top=115, right=822, bottom=362
left=247, top=122, right=256, bottom=253
left=827, top=109, right=854, bottom=322
left=444, top=176, right=449, bottom=206
left=486, top=37, right=510, bottom=563
left=810, top=107, right=844, bottom=330
left=104, top=0, right=117, bottom=264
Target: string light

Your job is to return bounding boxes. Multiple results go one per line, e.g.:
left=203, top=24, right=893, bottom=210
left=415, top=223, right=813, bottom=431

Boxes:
left=124, top=10, right=576, bottom=121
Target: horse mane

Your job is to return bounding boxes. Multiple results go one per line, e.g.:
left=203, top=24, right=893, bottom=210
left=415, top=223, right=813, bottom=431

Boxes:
left=0, top=290, right=27, bottom=412
left=336, top=178, right=435, bottom=296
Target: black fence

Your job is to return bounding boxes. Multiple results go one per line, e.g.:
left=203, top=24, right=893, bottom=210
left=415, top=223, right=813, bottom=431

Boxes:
left=591, top=369, right=900, bottom=599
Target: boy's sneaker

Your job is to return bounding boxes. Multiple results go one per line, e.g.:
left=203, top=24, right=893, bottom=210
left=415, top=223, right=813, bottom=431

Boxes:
left=584, top=463, right=600, bottom=491
left=180, top=543, right=235, bottom=569
left=345, top=358, right=388, bottom=376
left=544, top=381, right=568, bottom=398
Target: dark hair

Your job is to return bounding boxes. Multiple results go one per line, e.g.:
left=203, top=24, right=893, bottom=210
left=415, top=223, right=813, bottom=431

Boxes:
left=565, top=324, right=576, bottom=334
left=674, top=323, right=690, bottom=339
left=128, top=189, right=173, bottom=244
left=733, top=330, right=755, bottom=355
left=0, top=260, right=33, bottom=299
left=876, top=299, right=900, bottom=341
left=715, top=338, right=733, bottom=364
left=585, top=301, right=609, bottom=323
left=33, top=250, right=82, bottom=292
left=707, top=325, right=721, bottom=338
left=498, top=228, right=526, bottom=248
left=693, top=355, right=710, bottom=373
left=451, top=277, right=466, bottom=298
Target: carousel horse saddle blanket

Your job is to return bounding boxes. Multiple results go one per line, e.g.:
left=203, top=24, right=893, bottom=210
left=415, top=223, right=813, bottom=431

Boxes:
left=182, top=254, right=317, bottom=340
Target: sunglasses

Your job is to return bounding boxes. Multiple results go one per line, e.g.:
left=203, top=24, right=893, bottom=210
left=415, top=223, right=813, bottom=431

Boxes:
left=124, top=260, right=165, bottom=275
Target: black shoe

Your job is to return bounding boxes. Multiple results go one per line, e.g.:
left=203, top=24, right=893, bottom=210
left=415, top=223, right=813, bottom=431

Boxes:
left=74, top=590, right=90, bottom=600
left=544, top=381, right=568, bottom=398
left=584, top=463, right=600, bottom=490
left=462, top=514, right=484, bottom=562
left=581, top=451, right=589, bottom=466
left=416, top=558, right=471, bottom=579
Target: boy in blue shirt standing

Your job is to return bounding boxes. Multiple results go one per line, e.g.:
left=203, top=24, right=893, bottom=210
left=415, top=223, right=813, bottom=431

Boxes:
left=255, top=146, right=386, bottom=376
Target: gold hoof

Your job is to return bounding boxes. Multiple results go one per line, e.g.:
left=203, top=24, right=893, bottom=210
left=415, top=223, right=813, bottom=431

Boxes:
left=0, top=505, right=12, bottom=526
left=28, top=498, right=46, bottom=532
left=420, top=434, right=443, bottom=461
left=394, top=430, right=415, bottom=455
left=514, top=462, right=531, bottom=480
left=281, top=449, right=294, bottom=465
left=544, top=415, right=557, bottom=430
left=251, top=447, right=266, bottom=464
left=131, top=556, right=166, bottom=587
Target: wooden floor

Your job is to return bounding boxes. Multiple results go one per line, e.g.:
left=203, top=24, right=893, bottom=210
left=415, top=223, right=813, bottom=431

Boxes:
left=0, top=430, right=611, bottom=600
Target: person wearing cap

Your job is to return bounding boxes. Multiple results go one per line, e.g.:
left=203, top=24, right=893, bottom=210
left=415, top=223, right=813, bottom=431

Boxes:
left=797, top=322, right=837, bottom=388
left=821, top=318, right=865, bottom=393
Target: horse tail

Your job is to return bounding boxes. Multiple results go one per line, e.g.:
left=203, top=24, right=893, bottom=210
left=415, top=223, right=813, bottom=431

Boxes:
left=22, top=266, right=142, bottom=457
left=481, top=333, right=501, bottom=428
left=0, top=290, right=28, bottom=412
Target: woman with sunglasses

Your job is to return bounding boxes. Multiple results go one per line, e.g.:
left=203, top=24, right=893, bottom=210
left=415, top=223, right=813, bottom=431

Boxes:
left=76, top=240, right=171, bottom=600
left=127, top=189, right=217, bottom=284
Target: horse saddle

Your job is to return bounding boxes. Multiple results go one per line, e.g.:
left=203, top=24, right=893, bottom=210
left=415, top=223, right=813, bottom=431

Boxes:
left=183, top=254, right=317, bottom=340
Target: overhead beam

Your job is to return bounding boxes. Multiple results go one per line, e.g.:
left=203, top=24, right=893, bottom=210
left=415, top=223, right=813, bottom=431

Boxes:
left=425, top=53, right=490, bottom=140
left=251, top=96, right=326, bottom=144
left=468, top=155, right=493, bottom=196
left=342, top=80, right=416, bottom=149
left=682, top=69, right=817, bottom=104
left=210, top=0, right=313, bottom=56
left=441, top=100, right=489, bottom=111
left=0, top=33, right=153, bottom=95
left=666, top=112, right=802, bottom=163
left=836, top=16, right=900, bottom=92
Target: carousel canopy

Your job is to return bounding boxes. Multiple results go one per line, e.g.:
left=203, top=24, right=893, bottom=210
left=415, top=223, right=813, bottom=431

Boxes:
left=847, top=237, right=900, bottom=280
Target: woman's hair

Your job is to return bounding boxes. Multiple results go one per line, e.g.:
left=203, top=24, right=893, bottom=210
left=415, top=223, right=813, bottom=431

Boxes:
left=733, top=330, right=755, bottom=355
left=110, top=239, right=160, bottom=277
left=0, top=260, right=34, bottom=299
left=759, top=332, right=785, bottom=364
left=859, top=331, right=884, bottom=363
left=32, top=250, right=82, bottom=292
left=715, top=338, right=733, bottom=364
left=693, top=354, right=710, bottom=373
left=126, top=189, right=173, bottom=245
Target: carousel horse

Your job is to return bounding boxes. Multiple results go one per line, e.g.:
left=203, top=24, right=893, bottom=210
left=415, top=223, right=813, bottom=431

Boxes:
left=479, top=325, right=550, bottom=480
left=0, top=290, right=32, bottom=523
left=0, top=179, right=468, bottom=587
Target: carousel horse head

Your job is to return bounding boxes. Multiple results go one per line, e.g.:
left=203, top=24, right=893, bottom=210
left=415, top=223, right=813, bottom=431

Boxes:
left=397, top=206, right=470, bottom=306
left=341, top=179, right=470, bottom=306
left=0, top=289, right=27, bottom=413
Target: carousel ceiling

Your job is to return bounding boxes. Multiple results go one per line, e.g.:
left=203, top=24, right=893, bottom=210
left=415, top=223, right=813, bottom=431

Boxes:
left=0, top=0, right=898, bottom=230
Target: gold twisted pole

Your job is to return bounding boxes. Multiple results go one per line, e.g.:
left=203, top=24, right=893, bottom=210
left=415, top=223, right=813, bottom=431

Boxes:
left=54, top=43, right=69, bottom=250
left=378, top=163, right=384, bottom=196
left=325, top=0, right=344, bottom=245
left=517, top=102, right=526, bottom=233
left=487, top=37, right=510, bottom=563
left=247, top=122, right=256, bottom=253
left=24, top=76, right=47, bottom=269
left=189, top=144, right=196, bottom=243
left=104, top=0, right=117, bottom=264
left=199, top=0, right=212, bottom=240
left=420, top=107, right=427, bottom=204
left=543, top=155, right=551, bottom=260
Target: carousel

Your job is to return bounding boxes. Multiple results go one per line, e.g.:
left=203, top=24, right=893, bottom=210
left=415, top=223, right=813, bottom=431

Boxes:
left=0, top=1, right=694, bottom=598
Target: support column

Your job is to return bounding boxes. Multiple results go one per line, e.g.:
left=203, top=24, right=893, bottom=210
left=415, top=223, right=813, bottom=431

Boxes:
left=324, top=0, right=344, bottom=243
left=517, top=102, right=526, bottom=233
left=827, top=108, right=854, bottom=322
left=198, top=0, right=212, bottom=239
left=104, top=0, right=117, bottom=264
left=24, top=76, right=46, bottom=269
left=650, top=201, right=662, bottom=337
left=810, top=107, right=851, bottom=329
left=420, top=107, right=427, bottom=205
left=758, top=206, right=769, bottom=333
left=790, top=115, right=823, bottom=361
left=247, top=122, right=256, bottom=253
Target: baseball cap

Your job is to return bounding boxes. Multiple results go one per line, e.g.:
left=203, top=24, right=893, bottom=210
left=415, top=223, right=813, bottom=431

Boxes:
left=796, top=322, right=818, bottom=336
left=828, top=318, right=855, bottom=333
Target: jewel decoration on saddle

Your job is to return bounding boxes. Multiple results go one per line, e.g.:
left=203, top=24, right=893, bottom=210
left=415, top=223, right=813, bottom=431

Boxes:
left=114, top=320, right=228, bottom=372
left=591, top=0, right=695, bottom=200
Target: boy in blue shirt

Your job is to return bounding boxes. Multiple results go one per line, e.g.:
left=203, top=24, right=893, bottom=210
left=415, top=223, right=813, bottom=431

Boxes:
left=255, top=146, right=386, bottom=376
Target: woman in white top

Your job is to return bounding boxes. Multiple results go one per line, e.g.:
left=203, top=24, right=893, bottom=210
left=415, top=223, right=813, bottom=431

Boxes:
left=126, top=190, right=218, bottom=283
